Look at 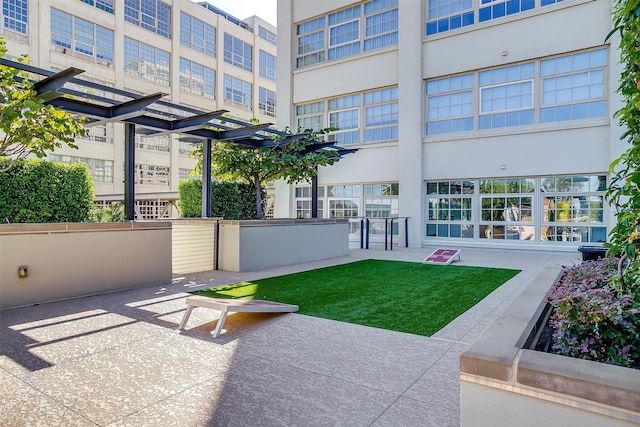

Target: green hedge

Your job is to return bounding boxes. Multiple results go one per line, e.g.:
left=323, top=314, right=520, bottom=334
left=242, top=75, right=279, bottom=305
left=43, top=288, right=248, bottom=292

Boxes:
left=0, top=158, right=94, bottom=223
left=179, top=179, right=263, bottom=219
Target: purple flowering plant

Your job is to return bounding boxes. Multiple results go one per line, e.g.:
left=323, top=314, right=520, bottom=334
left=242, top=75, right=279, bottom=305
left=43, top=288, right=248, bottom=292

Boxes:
left=547, top=257, right=640, bottom=369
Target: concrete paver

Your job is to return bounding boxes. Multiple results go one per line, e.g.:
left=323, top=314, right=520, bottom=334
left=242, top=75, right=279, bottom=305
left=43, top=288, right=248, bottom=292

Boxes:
left=0, top=246, right=580, bottom=426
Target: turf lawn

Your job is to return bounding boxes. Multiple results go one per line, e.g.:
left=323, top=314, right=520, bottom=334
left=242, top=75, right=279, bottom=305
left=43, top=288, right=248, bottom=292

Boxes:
left=191, top=259, right=520, bottom=336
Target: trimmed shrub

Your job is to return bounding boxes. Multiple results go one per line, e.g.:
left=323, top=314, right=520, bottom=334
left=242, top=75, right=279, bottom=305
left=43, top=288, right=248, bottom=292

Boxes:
left=178, top=179, right=264, bottom=220
left=547, top=257, right=640, bottom=368
left=0, top=158, right=94, bottom=223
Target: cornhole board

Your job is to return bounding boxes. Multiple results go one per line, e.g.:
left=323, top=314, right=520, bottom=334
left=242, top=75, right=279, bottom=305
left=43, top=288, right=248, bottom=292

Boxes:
left=178, top=296, right=299, bottom=338
left=422, top=248, right=461, bottom=265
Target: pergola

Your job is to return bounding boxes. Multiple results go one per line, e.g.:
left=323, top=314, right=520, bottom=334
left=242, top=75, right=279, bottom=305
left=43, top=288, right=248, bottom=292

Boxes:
left=1, top=59, right=356, bottom=220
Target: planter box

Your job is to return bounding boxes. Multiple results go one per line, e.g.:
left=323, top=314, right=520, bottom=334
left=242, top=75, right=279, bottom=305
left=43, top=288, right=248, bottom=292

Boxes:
left=460, top=266, right=640, bottom=426
left=0, top=222, right=172, bottom=309
left=217, top=219, right=349, bottom=272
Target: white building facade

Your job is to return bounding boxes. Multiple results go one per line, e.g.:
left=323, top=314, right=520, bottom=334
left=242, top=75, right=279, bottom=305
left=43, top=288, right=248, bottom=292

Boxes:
left=1, top=0, right=277, bottom=217
left=276, top=0, right=626, bottom=250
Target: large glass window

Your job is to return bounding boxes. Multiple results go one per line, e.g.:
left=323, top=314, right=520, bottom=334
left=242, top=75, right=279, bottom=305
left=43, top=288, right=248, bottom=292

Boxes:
left=135, top=164, right=170, bottom=187
left=180, top=12, right=215, bottom=57
left=478, top=62, right=534, bottom=129
left=479, top=0, right=535, bottom=23
left=328, top=185, right=361, bottom=218
left=51, top=9, right=114, bottom=66
left=49, top=154, right=113, bottom=183
left=124, top=0, right=171, bottom=38
left=296, top=0, right=398, bottom=68
left=425, top=175, right=606, bottom=244
left=426, top=74, right=474, bottom=135
left=259, top=87, right=276, bottom=117
left=297, top=16, right=325, bottom=68
left=479, top=178, right=535, bottom=241
left=136, top=134, right=170, bottom=152
left=294, top=186, right=325, bottom=218
left=80, top=0, right=114, bottom=14
left=296, top=101, right=325, bottom=132
left=296, top=86, right=398, bottom=144
left=364, top=0, right=398, bottom=50
left=124, top=37, right=170, bottom=86
left=2, top=0, right=27, bottom=34
left=540, top=48, right=607, bottom=123
left=259, top=50, right=276, bottom=82
left=364, top=183, right=399, bottom=217
left=426, top=180, right=475, bottom=238
left=258, top=26, right=277, bottom=44
left=329, top=95, right=361, bottom=144
left=364, top=87, right=398, bottom=142
left=179, top=58, right=215, bottom=98
left=223, top=74, right=252, bottom=109
left=426, top=0, right=474, bottom=36
left=224, top=33, right=252, bottom=72
left=425, top=48, right=608, bottom=136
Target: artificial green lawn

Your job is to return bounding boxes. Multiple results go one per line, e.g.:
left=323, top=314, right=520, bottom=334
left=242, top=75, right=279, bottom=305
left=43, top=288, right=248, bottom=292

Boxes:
left=191, top=259, right=520, bottom=336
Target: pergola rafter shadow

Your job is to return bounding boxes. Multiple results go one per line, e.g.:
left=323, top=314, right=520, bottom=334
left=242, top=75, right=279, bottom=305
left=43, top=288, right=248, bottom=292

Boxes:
left=1, top=59, right=357, bottom=219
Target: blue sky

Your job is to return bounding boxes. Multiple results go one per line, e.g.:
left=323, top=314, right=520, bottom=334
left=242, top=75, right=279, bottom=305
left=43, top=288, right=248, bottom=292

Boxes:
left=202, top=0, right=278, bottom=27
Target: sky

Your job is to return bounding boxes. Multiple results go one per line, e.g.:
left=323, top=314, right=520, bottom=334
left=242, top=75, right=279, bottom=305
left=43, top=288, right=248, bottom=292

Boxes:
left=202, top=0, right=278, bottom=27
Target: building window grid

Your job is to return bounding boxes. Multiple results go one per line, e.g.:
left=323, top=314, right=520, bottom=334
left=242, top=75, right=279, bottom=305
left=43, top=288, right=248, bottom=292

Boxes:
left=296, top=0, right=398, bottom=69
left=80, top=0, right=114, bottom=14
left=223, top=33, right=253, bottom=72
left=425, top=48, right=608, bottom=136
left=223, top=74, right=252, bottom=109
left=179, top=57, right=215, bottom=99
left=124, top=37, right=170, bottom=86
left=425, top=176, right=606, bottom=243
left=49, top=154, right=114, bottom=183
left=179, top=168, right=192, bottom=180
left=296, top=87, right=398, bottom=144
left=180, top=12, right=215, bottom=57
left=2, top=0, right=27, bottom=34
left=136, top=134, right=170, bottom=152
left=427, top=0, right=570, bottom=36
left=258, top=26, right=277, bottom=44
left=179, top=141, right=194, bottom=155
left=135, top=163, right=170, bottom=187
left=124, top=0, right=171, bottom=38
left=77, top=123, right=113, bottom=144
left=259, top=50, right=276, bottom=82
left=259, top=87, right=276, bottom=117
left=51, top=9, right=115, bottom=66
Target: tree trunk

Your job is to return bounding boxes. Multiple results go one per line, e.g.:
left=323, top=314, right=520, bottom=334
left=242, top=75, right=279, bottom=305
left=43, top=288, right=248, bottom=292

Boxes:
left=254, top=178, right=263, bottom=220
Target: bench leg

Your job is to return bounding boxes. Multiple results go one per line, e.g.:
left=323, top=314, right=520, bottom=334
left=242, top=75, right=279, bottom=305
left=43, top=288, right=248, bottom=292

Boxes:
left=178, top=305, right=195, bottom=330
left=211, top=311, right=228, bottom=338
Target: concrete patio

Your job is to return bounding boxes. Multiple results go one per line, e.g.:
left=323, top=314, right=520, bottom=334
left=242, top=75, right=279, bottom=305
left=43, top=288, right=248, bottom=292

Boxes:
left=0, top=247, right=580, bottom=426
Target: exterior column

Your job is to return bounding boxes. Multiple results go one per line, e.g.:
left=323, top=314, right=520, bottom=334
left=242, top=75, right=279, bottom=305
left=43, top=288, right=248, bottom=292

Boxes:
left=202, top=138, right=212, bottom=218
left=124, top=123, right=135, bottom=221
left=397, top=0, right=424, bottom=248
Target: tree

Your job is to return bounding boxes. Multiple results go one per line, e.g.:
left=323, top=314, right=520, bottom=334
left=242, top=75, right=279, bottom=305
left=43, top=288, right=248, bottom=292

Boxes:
left=195, top=127, right=341, bottom=219
left=606, top=0, right=640, bottom=291
left=0, top=36, right=85, bottom=168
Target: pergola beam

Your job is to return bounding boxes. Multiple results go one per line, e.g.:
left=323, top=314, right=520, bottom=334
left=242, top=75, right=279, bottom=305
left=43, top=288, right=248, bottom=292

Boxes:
left=34, top=67, right=85, bottom=101
left=218, top=124, right=272, bottom=140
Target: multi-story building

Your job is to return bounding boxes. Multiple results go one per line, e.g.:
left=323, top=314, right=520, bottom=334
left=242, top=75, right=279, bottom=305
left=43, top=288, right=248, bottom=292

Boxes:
left=275, top=0, right=625, bottom=250
left=1, top=0, right=277, bottom=218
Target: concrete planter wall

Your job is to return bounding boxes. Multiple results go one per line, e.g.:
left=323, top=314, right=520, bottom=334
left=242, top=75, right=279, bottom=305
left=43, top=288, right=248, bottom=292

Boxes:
left=459, top=267, right=640, bottom=426
left=218, top=218, right=349, bottom=272
left=0, top=222, right=172, bottom=309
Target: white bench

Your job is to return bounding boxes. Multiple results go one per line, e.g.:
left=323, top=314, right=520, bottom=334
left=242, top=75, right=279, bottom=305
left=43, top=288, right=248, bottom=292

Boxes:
left=178, top=296, right=299, bottom=338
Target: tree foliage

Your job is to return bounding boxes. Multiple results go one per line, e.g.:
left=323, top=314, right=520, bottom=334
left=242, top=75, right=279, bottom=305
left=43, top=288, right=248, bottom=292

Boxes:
left=0, top=36, right=85, bottom=167
left=195, top=127, right=340, bottom=219
left=0, top=158, right=94, bottom=223
left=606, top=0, right=640, bottom=291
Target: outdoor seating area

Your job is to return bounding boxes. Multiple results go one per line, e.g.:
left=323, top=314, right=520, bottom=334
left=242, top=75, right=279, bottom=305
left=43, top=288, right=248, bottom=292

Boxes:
left=0, top=247, right=579, bottom=425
